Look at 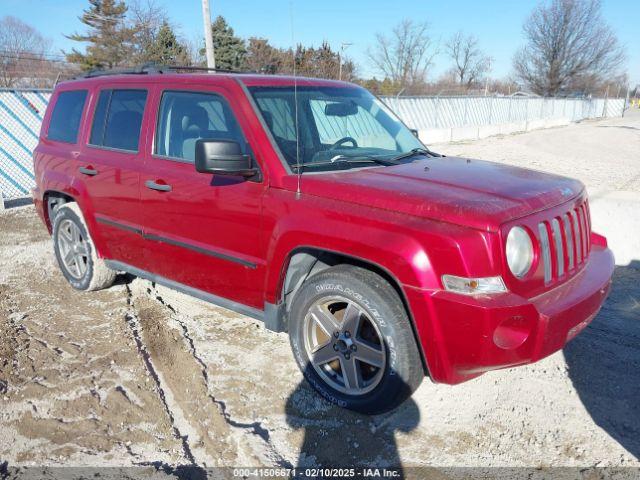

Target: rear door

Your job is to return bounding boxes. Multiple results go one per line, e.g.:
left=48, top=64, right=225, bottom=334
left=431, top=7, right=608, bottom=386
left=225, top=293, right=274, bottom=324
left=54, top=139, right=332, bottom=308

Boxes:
left=75, top=86, right=149, bottom=266
left=138, top=84, right=267, bottom=310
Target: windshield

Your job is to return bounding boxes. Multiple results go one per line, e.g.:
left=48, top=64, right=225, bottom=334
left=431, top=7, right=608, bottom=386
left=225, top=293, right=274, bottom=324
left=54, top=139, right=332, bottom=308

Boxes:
left=247, top=85, right=425, bottom=172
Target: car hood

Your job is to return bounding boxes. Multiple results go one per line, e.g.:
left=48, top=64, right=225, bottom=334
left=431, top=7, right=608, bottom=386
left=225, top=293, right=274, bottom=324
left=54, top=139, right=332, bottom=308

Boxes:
left=299, top=157, right=584, bottom=232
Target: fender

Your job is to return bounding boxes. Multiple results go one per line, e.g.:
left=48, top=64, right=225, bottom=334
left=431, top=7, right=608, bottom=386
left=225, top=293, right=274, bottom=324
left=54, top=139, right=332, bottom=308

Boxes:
left=39, top=168, right=80, bottom=230
left=265, top=229, right=438, bottom=305
left=264, top=228, right=443, bottom=379
left=262, top=193, right=488, bottom=304
left=42, top=169, right=113, bottom=259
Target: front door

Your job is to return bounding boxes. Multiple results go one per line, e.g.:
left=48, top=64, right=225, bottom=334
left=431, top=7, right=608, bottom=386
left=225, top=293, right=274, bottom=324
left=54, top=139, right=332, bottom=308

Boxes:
left=139, top=86, right=266, bottom=310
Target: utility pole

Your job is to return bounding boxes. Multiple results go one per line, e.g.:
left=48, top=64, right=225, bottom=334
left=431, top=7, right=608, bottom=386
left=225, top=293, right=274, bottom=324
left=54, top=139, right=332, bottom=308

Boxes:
left=484, top=58, right=492, bottom=96
left=338, top=42, right=352, bottom=81
left=202, top=0, right=215, bottom=69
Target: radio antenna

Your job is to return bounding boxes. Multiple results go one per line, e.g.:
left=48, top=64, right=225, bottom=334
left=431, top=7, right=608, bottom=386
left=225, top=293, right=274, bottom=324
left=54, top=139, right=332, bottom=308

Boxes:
left=290, top=0, right=301, bottom=197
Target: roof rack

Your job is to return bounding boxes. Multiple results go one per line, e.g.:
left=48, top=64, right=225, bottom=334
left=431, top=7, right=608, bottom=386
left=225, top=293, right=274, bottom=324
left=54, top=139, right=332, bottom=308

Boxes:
left=82, top=63, right=164, bottom=78
left=80, top=63, right=252, bottom=79
left=169, top=65, right=250, bottom=74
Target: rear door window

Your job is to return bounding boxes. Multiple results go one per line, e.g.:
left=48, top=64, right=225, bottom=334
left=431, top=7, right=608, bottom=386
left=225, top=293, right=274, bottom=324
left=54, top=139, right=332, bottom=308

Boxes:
left=47, top=90, right=88, bottom=143
left=155, top=91, right=245, bottom=162
left=89, top=89, right=147, bottom=152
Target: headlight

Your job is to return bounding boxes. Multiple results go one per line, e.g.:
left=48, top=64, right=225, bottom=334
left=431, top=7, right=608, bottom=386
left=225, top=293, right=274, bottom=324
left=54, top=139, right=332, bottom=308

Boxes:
left=506, top=226, right=534, bottom=278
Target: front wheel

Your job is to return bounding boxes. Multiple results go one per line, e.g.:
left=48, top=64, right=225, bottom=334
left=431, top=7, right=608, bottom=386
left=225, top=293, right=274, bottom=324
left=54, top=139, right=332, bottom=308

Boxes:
left=288, top=265, right=424, bottom=414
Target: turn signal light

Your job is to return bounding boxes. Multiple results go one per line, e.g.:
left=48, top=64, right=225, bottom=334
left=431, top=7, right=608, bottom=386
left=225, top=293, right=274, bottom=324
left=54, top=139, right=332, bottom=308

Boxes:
left=442, top=275, right=507, bottom=295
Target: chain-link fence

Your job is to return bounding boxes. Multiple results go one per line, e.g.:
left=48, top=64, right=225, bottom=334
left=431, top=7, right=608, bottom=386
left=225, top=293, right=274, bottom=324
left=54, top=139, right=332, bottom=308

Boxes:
left=381, top=96, right=625, bottom=130
left=0, top=89, right=51, bottom=200
left=0, top=89, right=626, bottom=201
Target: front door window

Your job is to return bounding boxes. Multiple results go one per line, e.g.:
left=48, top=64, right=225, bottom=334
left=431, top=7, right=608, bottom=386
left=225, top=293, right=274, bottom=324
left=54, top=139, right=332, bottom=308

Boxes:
left=155, top=91, right=246, bottom=162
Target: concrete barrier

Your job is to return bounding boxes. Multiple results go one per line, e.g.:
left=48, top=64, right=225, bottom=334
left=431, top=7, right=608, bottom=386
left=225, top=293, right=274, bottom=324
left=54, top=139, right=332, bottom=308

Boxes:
left=451, top=126, right=480, bottom=142
left=589, top=191, right=640, bottom=266
left=525, top=119, right=548, bottom=131
left=419, top=116, right=593, bottom=146
left=418, top=128, right=450, bottom=144
left=544, top=118, right=570, bottom=128
left=499, top=122, right=527, bottom=135
left=526, top=118, right=571, bottom=132
left=478, top=124, right=502, bottom=139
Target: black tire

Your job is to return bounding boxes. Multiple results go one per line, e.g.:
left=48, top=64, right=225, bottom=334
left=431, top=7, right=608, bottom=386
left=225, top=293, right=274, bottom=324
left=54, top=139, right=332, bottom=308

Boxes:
left=52, top=203, right=116, bottom=291
left=288, top=264, right=424, bottom=414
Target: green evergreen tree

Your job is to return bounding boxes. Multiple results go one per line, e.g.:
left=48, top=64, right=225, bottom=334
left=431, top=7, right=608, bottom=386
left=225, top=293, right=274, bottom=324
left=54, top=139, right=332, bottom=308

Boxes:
left=244, top=37, right=284, bottom=73
left=65, top=0, right=137, bottom=71
left=200, top=16, right=246, bottom=70
left=144, top=22, right=189, bottom=66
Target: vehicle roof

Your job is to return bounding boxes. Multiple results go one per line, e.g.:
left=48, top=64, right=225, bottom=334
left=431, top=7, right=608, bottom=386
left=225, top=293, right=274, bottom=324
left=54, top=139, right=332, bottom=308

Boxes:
left=56, top=72, right=357, bottom=90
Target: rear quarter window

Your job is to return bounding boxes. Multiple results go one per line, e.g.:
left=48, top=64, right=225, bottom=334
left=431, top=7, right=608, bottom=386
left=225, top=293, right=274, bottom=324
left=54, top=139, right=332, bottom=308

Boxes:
left=47, top=90, right=88, bottom=143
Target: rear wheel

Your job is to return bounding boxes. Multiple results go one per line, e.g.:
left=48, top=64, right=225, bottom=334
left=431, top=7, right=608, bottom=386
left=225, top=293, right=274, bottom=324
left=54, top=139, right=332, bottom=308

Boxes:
left=52, top=203, right=116, bottom=291
left=289, top=264, right=424, bottom=414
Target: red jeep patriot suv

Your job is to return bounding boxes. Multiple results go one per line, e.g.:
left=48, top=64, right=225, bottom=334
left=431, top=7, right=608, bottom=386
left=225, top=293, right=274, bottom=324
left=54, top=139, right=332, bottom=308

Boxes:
left=32, top=68, right=614, bottom=414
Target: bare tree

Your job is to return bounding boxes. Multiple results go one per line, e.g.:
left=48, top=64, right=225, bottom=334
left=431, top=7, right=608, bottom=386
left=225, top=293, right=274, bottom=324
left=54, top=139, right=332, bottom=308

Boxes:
left=445, top=31, right=491, bottom=88
left=129, top=0, right=169, bottom=60
left=0, top=16, right=52, bottom=87
left=128, top=0, right=191, bottom=65
left=513, top=0, right=626, bottom=96
left=367, top=20, right=437, bottom=92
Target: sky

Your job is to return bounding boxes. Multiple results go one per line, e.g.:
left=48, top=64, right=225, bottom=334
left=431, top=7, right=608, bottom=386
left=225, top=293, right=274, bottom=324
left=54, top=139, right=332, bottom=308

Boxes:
left=1, top=0, right=638, bottom=86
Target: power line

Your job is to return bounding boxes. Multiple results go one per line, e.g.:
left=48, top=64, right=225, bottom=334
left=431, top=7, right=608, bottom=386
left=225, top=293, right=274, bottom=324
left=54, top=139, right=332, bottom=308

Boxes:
left=0, top=56, right=73, bottom=66
left=0, top=50, right=69, bottom=61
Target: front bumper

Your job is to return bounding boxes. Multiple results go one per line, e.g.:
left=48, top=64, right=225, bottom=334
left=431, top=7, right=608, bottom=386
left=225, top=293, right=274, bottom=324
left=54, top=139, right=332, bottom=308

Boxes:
left=406, top=244, right=614, bottom=384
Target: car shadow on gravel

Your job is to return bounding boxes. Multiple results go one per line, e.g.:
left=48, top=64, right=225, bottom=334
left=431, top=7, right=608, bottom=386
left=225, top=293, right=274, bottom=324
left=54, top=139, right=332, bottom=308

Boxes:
left=565, top=261, right=640, bottom=460
left=285, top=379, right=420, bottom=471
left=113, top=272, right=136, bottom=286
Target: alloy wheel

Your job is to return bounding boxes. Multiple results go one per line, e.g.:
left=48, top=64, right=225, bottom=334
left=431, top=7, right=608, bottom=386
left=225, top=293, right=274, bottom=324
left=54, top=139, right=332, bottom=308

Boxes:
left=303, top=295, right=386, bottom=395
left=56, top=219, right=89, bottom=280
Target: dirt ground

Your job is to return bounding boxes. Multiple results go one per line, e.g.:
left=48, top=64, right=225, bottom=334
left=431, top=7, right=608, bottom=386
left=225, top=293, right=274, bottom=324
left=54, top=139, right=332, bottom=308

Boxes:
left=0, top=112, right=639, bottom=474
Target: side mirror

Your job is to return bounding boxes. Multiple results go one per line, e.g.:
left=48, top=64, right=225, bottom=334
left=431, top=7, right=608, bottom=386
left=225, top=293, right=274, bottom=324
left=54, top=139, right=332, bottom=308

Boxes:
left=195, top=139, right=257, bottom=178
left=410, top=129, right=419, bottom=138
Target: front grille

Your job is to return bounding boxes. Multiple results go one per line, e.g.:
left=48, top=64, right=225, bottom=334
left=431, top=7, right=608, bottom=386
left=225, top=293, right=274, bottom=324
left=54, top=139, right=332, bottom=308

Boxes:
left=537, top=200, right=591, bottom=284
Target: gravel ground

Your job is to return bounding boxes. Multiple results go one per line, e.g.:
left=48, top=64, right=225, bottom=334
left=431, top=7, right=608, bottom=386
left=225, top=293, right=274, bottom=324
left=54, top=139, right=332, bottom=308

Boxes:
left=0, top=112, right=638, bottom=474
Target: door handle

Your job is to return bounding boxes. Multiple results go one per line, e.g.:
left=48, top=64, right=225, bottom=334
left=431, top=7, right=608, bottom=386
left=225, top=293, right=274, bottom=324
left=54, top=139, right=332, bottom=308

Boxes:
left=79, top=166, right=98, bottom=176
left=145, top=180, right=172, bottom=192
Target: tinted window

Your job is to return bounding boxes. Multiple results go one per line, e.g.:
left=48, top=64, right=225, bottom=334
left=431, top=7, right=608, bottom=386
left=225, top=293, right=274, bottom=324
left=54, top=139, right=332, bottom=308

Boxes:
left=89, top=89, right=147, bottom=151
left=89, top=90, right=110, bottom=146
left=47, top=90, right=87, bottom=143
left=254, top=96, right=296, bottom=141
left=155, top=91, right=245, bottom=162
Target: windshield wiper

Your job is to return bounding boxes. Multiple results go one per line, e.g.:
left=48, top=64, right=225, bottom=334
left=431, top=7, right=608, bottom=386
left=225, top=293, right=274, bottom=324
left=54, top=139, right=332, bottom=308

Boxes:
left=291, top=155, right=398, bottom=171
left=389, top=147, right=443, bottom=162
left=330, top=154, right=400, bottom=166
